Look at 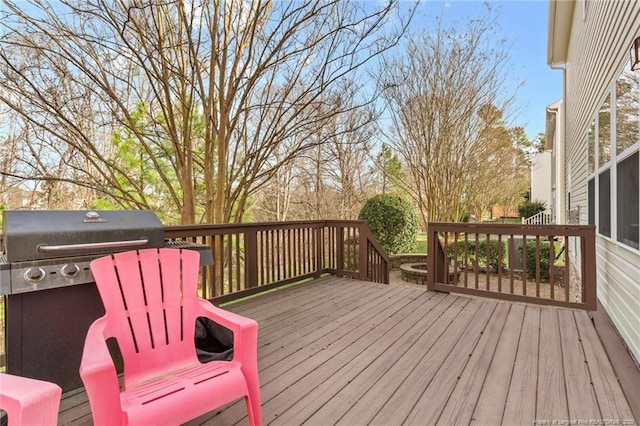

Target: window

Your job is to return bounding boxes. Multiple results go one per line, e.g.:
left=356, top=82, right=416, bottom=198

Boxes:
left=599, top=169, right=611, bottom=237
left=598, top=95, right=611, bottom=166
left=617, top=153, right=639, bottom=249
left=616, top=64, right=639, bottom=155
left=588, top=178, right=595, bottom=225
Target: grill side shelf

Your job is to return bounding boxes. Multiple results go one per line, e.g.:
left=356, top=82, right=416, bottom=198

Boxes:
left=164, top=241, right=214, bottom=266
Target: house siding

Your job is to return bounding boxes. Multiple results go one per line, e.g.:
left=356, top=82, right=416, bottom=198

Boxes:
left=562, top=0, right=640, bottom=364
left=596, top=239, right=640, bottom=362
left=530, top=151, right=553, bottom=210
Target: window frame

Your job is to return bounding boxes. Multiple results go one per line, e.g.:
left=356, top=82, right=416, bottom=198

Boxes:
left=588, top=58, right=640, bottom=251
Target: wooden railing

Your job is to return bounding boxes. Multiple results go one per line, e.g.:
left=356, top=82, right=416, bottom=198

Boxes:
left=522, top=211, right=552, bottom=224
left=164, top=220, right=390, bottom=303
left=0, top=220, right=387, bottom=372
left=427, top=222, right=597, bottom=310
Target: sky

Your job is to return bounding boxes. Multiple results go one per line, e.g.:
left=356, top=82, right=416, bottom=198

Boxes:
left=0, top=0, right=561, bottom=143
left=410, top=0, right=562, bottom=140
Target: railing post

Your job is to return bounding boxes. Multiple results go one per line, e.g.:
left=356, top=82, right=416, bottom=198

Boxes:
left=582, top=227, right=597, bottom=311
left=358, top=225, right=368, bottom=281
left=245, top=230, right=258, bottom=289
left=427, top=226, right=436, bottom=291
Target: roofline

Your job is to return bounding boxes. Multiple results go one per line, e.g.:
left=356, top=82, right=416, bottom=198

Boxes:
left=547, top=0, right=576, bottom=66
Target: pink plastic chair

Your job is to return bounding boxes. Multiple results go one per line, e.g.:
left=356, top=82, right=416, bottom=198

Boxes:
left=0, top=373, right=62, bottom=426
left=79, top=248, right=261, bottom=426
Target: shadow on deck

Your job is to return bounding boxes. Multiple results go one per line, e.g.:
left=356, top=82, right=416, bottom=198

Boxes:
left=58, top=277, right=637, bottom=426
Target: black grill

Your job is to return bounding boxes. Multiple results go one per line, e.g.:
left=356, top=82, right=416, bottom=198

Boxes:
left=0, top=209, right=212, bottom=391
left=0, top=210, right=211, bottom=295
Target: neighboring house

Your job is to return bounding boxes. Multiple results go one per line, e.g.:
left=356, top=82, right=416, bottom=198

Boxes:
left=490, top=204, right=518, bottom=219
left=530, top=150, right=553, bottom=215
left=547, top=0, right=640, bottom=364
left=545, top=99, right=565, bottom=224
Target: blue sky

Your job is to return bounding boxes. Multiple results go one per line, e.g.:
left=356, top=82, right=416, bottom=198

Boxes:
left=410, top=0, right=562, bottom=140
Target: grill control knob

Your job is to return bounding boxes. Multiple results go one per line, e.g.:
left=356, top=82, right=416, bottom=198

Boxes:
left=25, top=267, right=45, bottom=282
left=62, top=263, right=79, bottom=277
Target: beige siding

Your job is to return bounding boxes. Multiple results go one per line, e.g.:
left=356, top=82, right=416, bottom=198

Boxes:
left=597, top=239, right=640, bottom=362
left=563, top=0, right=640, bottom=363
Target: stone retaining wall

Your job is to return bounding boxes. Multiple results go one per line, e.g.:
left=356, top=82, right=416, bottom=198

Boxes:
left=389, top=254, right=427, bottom=269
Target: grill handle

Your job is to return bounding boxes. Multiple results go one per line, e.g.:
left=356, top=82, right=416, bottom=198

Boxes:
left=38, top=238, right=150, bottom=253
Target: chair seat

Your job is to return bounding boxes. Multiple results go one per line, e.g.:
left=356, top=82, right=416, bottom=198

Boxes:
left=122, top=360, right=249, bottom=425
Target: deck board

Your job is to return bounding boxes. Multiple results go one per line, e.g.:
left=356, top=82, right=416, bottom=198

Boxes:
left=574, top=310, right=635, bottom=422
left=536, top=308, right=569, bottom=421
left=334, top=295, right=465, bottom=426
left=558, top=309, right=601, bottom=422
left=435, top=302, right=510, bottom=425
left=368, top=298, right=486, bottom=426
left=470, top=303, right=525, bottom=425
left=403, top=300, right=500, bottom=424
left=56, top=276, right=637, bottom=426
left=502, top=306, right=541, bottom=425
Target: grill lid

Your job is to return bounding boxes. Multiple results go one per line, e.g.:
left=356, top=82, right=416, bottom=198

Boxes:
left=3, top=210, right=165, bottom=262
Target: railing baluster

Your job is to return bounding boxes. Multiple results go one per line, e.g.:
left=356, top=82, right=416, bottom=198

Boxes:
left=474, top=233, right=479, bottom=289
left=497, top=234, right=503, bottom=293
left=259, top=231, right=266, bottom=286
left=307, top=227, right=312, bottom=274
left=485, top=233, right=490, bottom=291
left=226, top=234, right=232, bottom=294
left=509, top=234, right=515, bottom=294
left=453, top=233, right=459, bottom=287
left=464, top=233, right=469, bottom=288
left=549, top=234, right=556, bottom=300
left=443, top=232, right=449, bottom=285
left=566, top=235, right=571, bottom=301
left=535, top=235, right=541, bottom=298
left=522, top=234, right=527, bottom=296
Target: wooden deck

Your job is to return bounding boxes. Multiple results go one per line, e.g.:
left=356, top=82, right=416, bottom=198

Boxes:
left=58, top=276, right=637, bottom=426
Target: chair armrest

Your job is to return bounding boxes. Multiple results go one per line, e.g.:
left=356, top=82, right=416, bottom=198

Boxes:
left=79, top=317, right=123, bottom=425
left=197, top=300, right=258, bottom=364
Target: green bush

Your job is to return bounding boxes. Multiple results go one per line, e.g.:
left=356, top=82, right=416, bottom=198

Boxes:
left=518, top=240, right=553, bottom=280
left=358, top=194, right=418, bottom=254
left=517, top=200, right=546, bottom=219
left=447, top=239, right=505, bottom=273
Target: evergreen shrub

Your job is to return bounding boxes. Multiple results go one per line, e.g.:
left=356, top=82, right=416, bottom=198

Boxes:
left=447, top=239, right=505, bottom=273
left=517, top=200, right=546, bottom=219
left=358, top=194, right=418, bottom=255
left=518, top=240, right=553, bottom=280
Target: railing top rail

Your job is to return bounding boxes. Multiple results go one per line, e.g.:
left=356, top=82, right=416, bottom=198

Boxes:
left=361, top=227, right=391, bottom=263
left=165, top=219, right=367, bottom=233
left=428, top=222, right=595, bottom=237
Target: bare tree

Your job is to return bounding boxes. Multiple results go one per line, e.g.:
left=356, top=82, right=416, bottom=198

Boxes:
left=0, top=0, right=414, bottom=224
left=249, top=83, right=381, bottom=222
left=376, top=8, right=521, bottom=229
left=465, top=108, right=529, bottom=222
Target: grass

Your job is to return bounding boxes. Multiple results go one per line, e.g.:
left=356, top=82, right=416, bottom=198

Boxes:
left=412, top=232, right=428, bottom=254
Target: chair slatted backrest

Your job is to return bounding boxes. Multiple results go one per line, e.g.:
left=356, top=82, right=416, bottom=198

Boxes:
left=90, top=248, right=201, bottom=387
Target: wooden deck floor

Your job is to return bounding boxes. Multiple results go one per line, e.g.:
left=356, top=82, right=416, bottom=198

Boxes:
left=59, top=276, right=637, bottom=426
